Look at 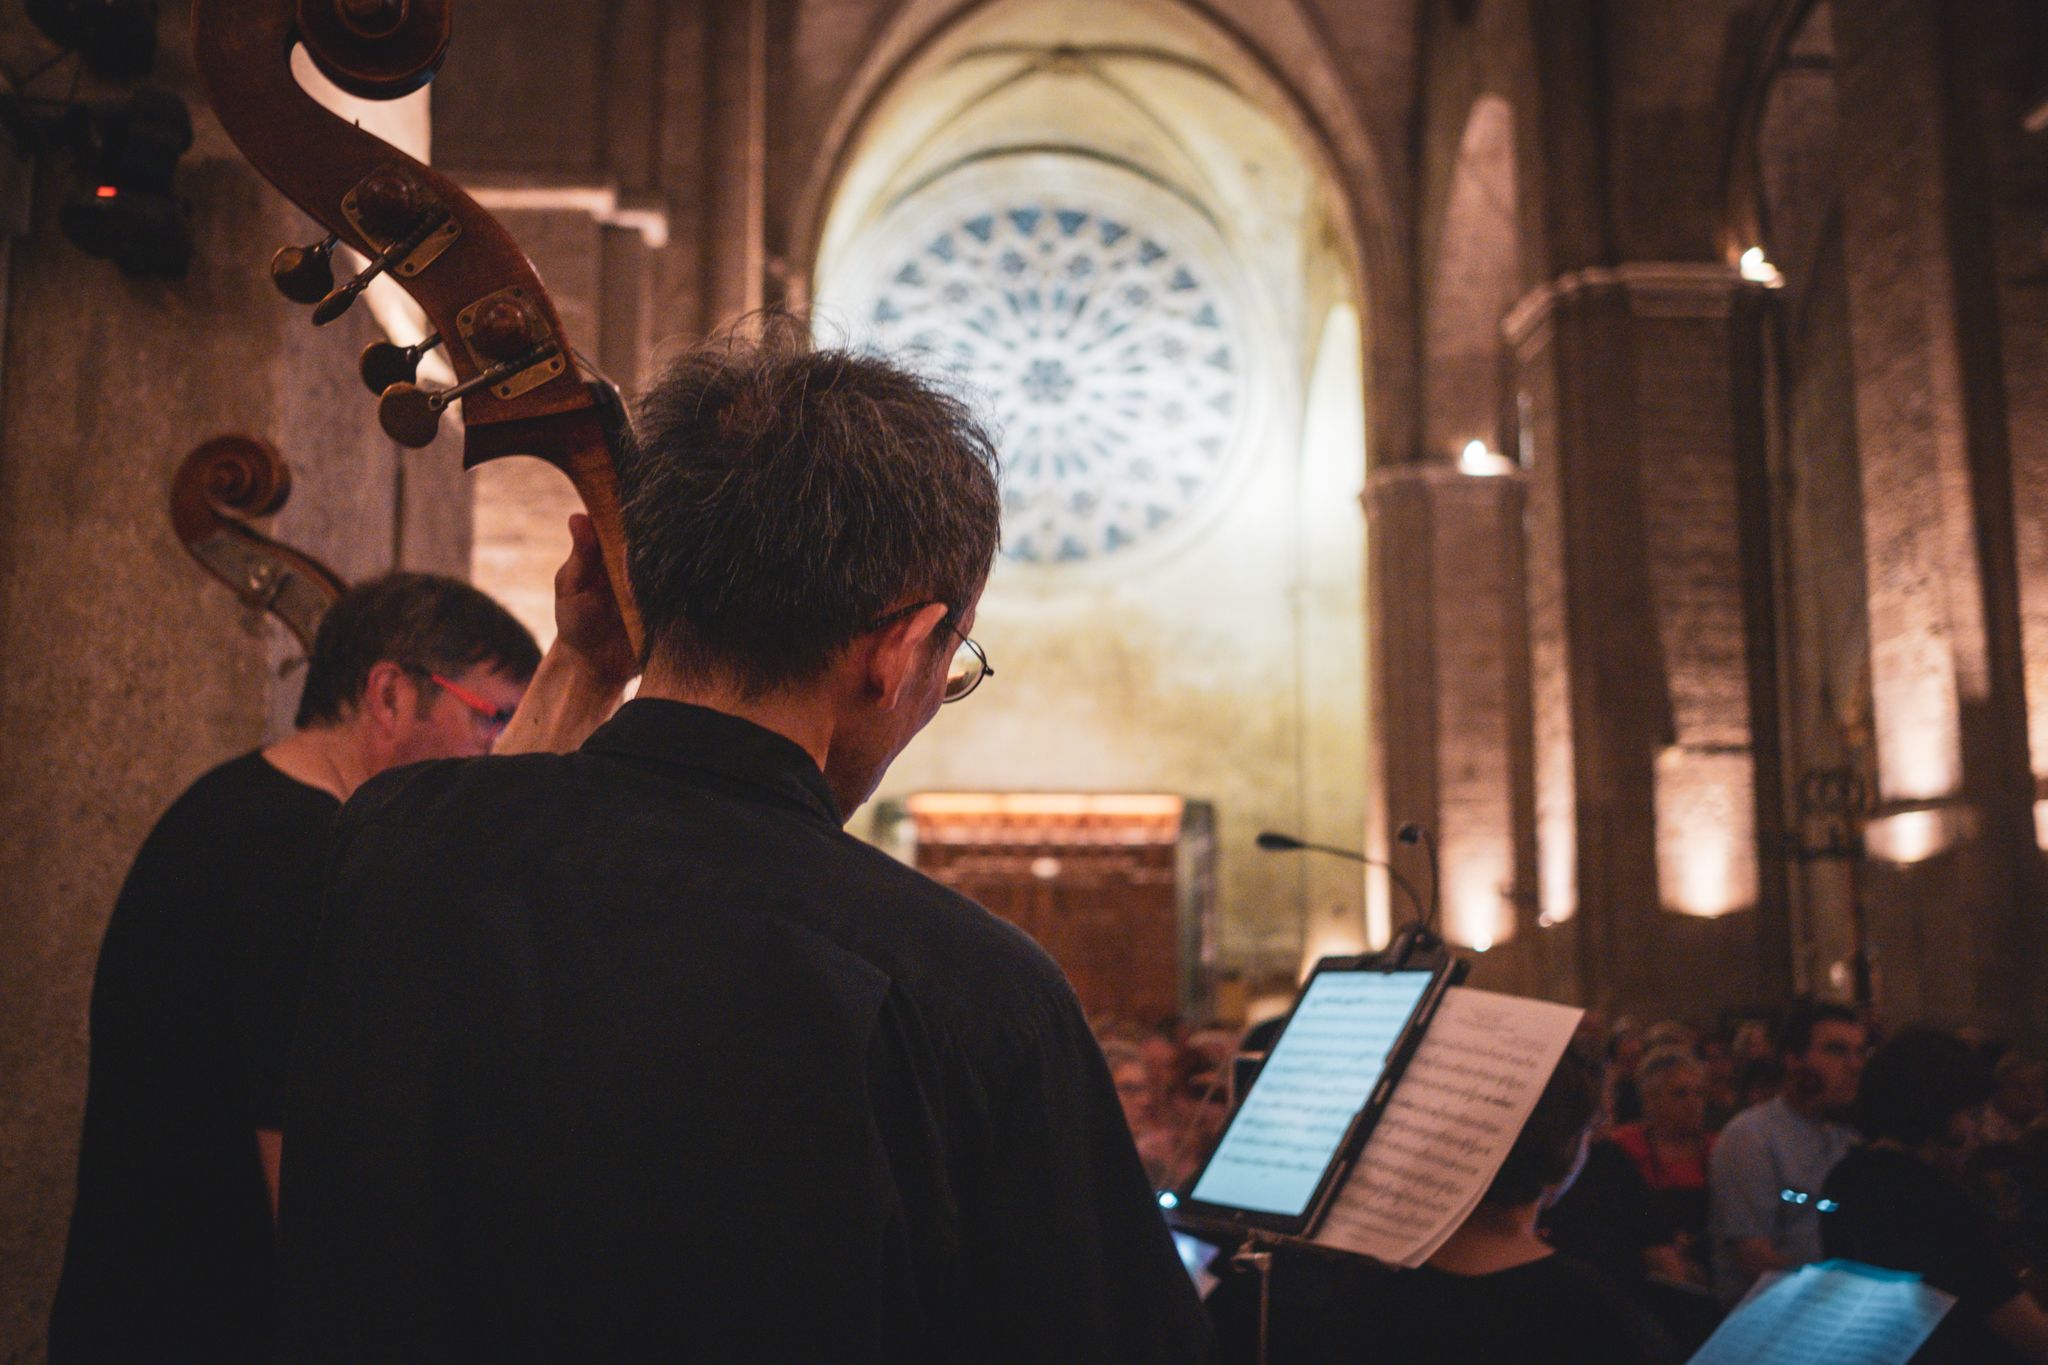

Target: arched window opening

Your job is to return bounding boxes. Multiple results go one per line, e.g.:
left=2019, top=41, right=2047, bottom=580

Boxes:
left=815, top=0, right=1370, bottom=1007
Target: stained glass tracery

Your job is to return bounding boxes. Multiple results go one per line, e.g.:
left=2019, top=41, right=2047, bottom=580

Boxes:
left=858, top=202, right=1250, bottom=563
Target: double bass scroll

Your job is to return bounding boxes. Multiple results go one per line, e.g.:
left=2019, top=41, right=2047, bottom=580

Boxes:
left=190, top=0, right=643, bottom=653
left=171, top=434, right=346, bottom=652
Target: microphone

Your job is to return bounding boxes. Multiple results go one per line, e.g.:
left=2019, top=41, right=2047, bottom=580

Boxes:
left=1255, top=830, right=1428, bottom=930
left=1396, top=822, right=1441, bottom=936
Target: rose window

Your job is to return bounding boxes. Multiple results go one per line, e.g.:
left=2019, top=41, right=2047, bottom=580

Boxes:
left=857, top=203, right=1251, bottom=564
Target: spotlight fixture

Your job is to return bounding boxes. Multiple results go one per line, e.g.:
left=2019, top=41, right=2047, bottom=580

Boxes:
left=55, top=87, right=194, bottom=278
left=26, top=0, right=161, bottom=80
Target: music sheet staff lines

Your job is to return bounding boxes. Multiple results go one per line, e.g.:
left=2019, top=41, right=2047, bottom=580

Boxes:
left=1189, top=972, right=1434, bottom=1216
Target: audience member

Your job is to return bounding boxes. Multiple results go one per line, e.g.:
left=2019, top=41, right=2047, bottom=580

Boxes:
left=1608, top=1022, right=1649, bottom=1125
left=1734, top=1056, right=1783, bottom=1113
left=1823, top=1028, right=2048, bottom=1364
left=1730, top=1019, right=1774, bottom=1069
left=1707, top=998, right=1864, bottom=1303
left=1608, top=1049, right=1716, bottom=1282
left=1698, top=1033, right=1740, bottom=1129
left=1987, top=1053, right=2048, bottom=1146
left=1208, top=1047, right=1678, bottom=1363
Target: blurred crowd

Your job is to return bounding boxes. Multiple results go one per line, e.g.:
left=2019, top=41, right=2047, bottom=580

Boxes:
left=1098, top=999, right=2048, bottom=1362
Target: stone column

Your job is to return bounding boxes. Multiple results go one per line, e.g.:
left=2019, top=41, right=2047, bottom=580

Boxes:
left=1830, top=0, right=2045, bottom=1037
left=0, top=9, right=460, bottom=1348
left=1504, top=265, right=1789, bottom=1018
left=1368, top=462, right=1542, bottom=995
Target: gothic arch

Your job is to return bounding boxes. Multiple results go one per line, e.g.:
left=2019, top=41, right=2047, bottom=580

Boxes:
left=788, top=0, right=1410, bottom=467
left=797, top=0, right=1383, bottom=989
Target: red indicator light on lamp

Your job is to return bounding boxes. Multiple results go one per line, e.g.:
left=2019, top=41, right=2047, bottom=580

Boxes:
left=95, top=186, right=118, bottom=198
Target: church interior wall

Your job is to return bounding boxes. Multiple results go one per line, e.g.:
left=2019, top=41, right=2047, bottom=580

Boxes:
left=0, top=7, right=466, bottom=1348
left=8, top=0, right=2048, bottom=1352
left=796, top=0, right=1375, bottom=986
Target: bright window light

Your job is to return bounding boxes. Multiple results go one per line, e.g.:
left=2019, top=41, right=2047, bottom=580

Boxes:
left=1739, top=247, right=1784, bottom=287
left=1459, top=440, right=1513, bottom=476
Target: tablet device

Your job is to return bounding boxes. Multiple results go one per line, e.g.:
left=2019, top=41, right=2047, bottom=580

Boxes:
left=1174, top=955, right=1457, bottom=1237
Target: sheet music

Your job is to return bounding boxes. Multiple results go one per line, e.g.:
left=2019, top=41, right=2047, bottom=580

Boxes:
left=1685, top=1261, right=1954, bottom=1365
left=1189, top=970, right=1435, bottom=1217
left=1312, top=987, right=1582, bottom=1266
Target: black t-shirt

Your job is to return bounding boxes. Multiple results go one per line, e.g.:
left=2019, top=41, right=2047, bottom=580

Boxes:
left=277, top=700, right=1211, bottom=1363
left=1208, top=1244, right=1679, bottom=1364
left=50, top=751, right=339, bottom=1363
left=1544, top=1138, right=1679, bottom=1283
left=1822, top=1145, right=2028, bottom=1364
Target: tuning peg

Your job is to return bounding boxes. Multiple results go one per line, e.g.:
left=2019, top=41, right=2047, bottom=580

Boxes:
left=376, top=381, right=447, bottom=448
left=312, top=208, right=446, bottom=326
left=270, top=232, right=338, bottom=304
left=376, top=342, right=556, bottom=448
left=358, top=332, right=441, bottom=394
left=312, top=253, right=387, bottom=326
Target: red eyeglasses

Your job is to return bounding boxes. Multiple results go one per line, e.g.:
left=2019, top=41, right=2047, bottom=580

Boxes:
left=407, top=666, right=517, bottom=731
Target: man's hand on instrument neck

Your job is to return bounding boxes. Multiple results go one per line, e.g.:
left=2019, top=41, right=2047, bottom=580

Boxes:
left=495, top=513, right=639, bottom=755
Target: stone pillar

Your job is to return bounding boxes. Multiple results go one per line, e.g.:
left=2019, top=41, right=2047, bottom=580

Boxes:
left=0, top=9, right=460, bottom=1349
left=655, top=0, right=774, bottom=335
left=1504, top=265, right=1790, bottom=1018
left=1830, top=0, right=2046, bottom=1038
left=1368, top=463, right=1542, bottom=995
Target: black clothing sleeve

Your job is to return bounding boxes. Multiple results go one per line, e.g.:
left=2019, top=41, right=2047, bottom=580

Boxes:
left=956, top=982, right=1215, bottom=1364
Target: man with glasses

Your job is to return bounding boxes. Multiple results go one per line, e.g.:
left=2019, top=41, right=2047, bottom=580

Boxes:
left=276, top=323, right=1209, bottom=1362
left=51, top=571, right=545, bottom=1362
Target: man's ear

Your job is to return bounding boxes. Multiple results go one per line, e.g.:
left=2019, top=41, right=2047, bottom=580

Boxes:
left=864, top=603, right=950, bottom=710
left=359, top=660, right=418, bottom=736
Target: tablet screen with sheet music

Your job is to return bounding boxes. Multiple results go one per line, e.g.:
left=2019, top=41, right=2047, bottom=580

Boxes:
left=1185, top=966, right=1440, bottom=1226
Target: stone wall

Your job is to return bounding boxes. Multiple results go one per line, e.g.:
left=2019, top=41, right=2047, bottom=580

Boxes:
left=0, top=9, right=465, bottom=1353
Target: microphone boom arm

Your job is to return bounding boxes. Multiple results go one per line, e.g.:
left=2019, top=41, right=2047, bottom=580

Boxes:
left=1255, top=831, right=1429, bottom=932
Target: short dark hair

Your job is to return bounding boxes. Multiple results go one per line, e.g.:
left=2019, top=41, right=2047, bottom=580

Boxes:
left=1778, top=998, right=1862, bottom=1060
left=295, top=573, right=540, bottom=728
left=1487, top=1045, right=1602, bottom=1206
left=1855, top=1028, right=1993, bottom=1146
left=621, top=315, right=1002, bottom=697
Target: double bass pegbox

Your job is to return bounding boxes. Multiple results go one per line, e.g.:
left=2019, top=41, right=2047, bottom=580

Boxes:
left=345, top=166, right=460, bottom=278
left=311, top=174, right=459, bottom=325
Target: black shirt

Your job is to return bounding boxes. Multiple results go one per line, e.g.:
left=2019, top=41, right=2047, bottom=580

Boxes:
left=51, top=751, right=339, bottom=1363
left=277, top=700, right=1211, bottom=1363
left=1822, top=1145, right=2028, bottom=1364
left=1543, top=1139, right=1679, bottom=1284
left=1208, top=1244, right=1679, bottom=1364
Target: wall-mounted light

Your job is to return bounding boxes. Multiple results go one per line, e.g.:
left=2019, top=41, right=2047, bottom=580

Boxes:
left=1654, top=746, right=1758, bottom=917
left=1458, top=439, right=1515, bottom=477
left=1738, top=247, right=1784, bottom=287
left=1864, top=801, right=1977, bottom=865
